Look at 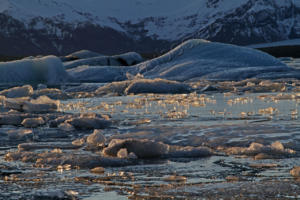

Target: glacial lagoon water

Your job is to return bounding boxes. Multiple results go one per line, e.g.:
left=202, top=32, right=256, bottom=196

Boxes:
left=1, top=90, right=300, bottom=199
left=1, top=59, right=300, bottom=199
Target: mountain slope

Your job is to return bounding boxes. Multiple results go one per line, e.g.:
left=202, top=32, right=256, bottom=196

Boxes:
left=0, top=0, right=299, bottom=56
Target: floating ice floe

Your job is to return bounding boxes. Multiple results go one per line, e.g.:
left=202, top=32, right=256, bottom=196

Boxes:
left=21, top=117, right=45, bottom=128
left=164, top=175, right=187, bottom=182
left=30, top=189, right=77, bottom=200
left=49, top=115, right=73, bottom=128
left=290, top=166, right=300, bottom=177
left=103, top=138, right=213, bottom=159
left=64, top=52, right=143, bottom=69
left=71, top=129, right=107, bottom=149
left=5, top=149, right=136, bottom=168
left=95, top=80, right=132, bottom=96
left=96, top=78, right=191, bottom=95
left=0, top=112, right=33, bottom=126
left=66, top=113, right=112, bottom=130
left=220, top=141, right=295, bottom=159
left=0, top=85, right=33, bottom=98
left=86, top=129, right=106, bottom=147
left=90, top=166, right=105, bottom=174
left=2, top=97, right=30, bottom=111
left=124, top=78, right=191, bottom=94
left=103, top=138, right=169, bottom=159
left=134, top=39, right=300, bottom=81
left=17, top=142, right=79, bottom=151
left=1, top=128, right=33, bottom=140
left=58, top=122, right=75, bottom=132
left=0, top=56, right=71, bottom=84
left=23, top=96, right=60, bottom=113
left=32, top=88, right=71, bottom=100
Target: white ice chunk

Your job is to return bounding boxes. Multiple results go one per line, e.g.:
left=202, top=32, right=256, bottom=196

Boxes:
left=103, top=138, right=169, bottom=158
left=23, top=96, right=60, bottom=113
left=124, top=78, right=191, bottom=94
left=0, top=85, right=33, bottom=98
left=66, top=113, right=111, bottom=130
left=95, top=78, right=191, bottom=95
left=21, top=117, right=45, bottom=128
left=0, top=56, right=71, bottom=84
left=86, top=129, right=106, bottom=147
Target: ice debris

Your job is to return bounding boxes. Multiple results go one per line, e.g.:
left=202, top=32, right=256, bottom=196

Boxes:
left=124, top=78, right=191, bottom=95
left=96, top=78, right=191, bottom=96
left=164, top=175, right=187, bottom=182
left=23, top=96, right=60, bottom=113
left=103, top=139, right=169, bottom=158
left=5, top=150, right=136, bottom=168
left=90, top=166, right=105, bottom=174
left=2, top=95, right=60, bottom=113
left=167, top=146, right=212, bottom=158
left=66, top=113, right=112, bottom=130
left=0, top=85, right=33, bottom=98
left=30, top=189, right=78, bottom=200
left=3, top=128, right=33, bottom=140
left=58, top=122, right=75, bottom=132
left=220, top=141, right=295, bottom=159
left=290, top=166, right=300, bottom=177
left=2, top=97, right=30, bottom=111
left=32, top=88, right=70, bottom=100
left=17, top=142, right=79, bottom=151
left=0, top=113, right=29, bottom=126
left=86, top=129, right=106, bottom=147
left=21, top=117, right=45, bottom=128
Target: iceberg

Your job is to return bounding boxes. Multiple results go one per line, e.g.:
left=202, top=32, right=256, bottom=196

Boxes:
left=136, top=39, right=300, bottom=81
left=0, top=56, right=71, bottom=84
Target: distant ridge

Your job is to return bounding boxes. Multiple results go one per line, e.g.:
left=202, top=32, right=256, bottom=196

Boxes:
left=0, top=0, right=299, bottom=56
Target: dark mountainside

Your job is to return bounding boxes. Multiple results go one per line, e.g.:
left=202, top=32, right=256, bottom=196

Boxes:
left=0, top=0, right=299, bottom=57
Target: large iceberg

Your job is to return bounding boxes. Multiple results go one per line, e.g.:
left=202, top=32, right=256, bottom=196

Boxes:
left=135, top=39, right=300, bottom=81
left=0, top=56, right=71, bottom=84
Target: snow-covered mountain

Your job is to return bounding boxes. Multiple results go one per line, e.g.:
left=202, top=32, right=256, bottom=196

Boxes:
left=0, top=0, right=299, bottom=56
